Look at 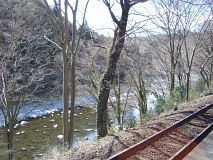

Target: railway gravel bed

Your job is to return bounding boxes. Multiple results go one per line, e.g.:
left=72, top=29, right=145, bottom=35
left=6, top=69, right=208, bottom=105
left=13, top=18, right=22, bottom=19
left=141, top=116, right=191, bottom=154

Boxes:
left=125, top=108, right=213, bottom=160
left=41, top=95, right=213, bottom=160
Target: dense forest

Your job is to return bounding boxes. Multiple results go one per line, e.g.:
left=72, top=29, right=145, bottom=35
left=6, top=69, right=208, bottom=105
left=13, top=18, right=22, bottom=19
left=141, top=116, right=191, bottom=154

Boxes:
left=0, top=0, right=212, bottom=159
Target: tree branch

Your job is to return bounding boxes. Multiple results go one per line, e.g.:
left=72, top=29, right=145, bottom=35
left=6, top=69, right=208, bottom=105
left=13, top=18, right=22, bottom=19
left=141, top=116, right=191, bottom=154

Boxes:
left=103, top=0, right=120, bottom=26
left=130, top=0, right=148, bottom=7
left=44, top=34, right=62, bottom=49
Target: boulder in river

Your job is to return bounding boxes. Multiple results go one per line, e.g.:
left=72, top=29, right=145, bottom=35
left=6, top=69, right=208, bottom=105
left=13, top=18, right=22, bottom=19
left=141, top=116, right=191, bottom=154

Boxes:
left=20, top=121, right=29, bottom=126
left=16, top=131, right=25, bottom=135
left=16, top=132, right=21, bottom=135
left=74, top=129, right=80, bottom=132
left=53, top=124, right=58, bottom=128
left=32, top=154, right=43, bottom=158
left=85, top=129, right=95, bottom=132
left=49, top=119, right=55, bottom=123
left=57, top=135, right=63, bottom=140
left=14, top=124, right=20, bottom=129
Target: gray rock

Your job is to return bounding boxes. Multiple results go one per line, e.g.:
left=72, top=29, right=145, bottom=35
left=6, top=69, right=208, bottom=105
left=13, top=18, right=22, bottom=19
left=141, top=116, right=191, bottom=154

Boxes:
left=74, top=129, right=80, bottom=132
left=53, top=124, right=58, bottom=128
left=49, top=119, right=55, bottom=123
left=85, top=129, right=95, bottom=132
left=20, top=121, right=29, bottom=125
left=57, top=135, right=63, bottom=140
left=14, top=124, right=20, bottom=129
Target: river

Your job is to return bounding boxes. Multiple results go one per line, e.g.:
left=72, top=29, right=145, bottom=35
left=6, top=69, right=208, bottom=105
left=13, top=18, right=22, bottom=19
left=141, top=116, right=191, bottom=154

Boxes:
left=0, top=92, right=156, bottom=159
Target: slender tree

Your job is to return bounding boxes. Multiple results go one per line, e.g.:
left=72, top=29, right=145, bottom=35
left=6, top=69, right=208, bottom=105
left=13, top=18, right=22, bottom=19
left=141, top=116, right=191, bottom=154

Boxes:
left=97, top=0, right=148, bottom=138
left=34, top=0, right=89, bottom=147
left=125, top=38, right=151, bottom=124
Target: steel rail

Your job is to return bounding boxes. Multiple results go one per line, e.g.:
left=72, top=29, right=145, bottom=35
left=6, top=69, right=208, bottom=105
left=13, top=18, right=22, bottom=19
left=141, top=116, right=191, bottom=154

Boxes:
left=107, top=103, right=213, bottom=160
left=170, top=122, right=213, bottom=160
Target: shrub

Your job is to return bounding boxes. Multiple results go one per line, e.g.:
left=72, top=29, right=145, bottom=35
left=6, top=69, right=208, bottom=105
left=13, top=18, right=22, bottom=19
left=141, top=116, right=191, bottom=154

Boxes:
left=155, top=96, right=167, bottom=114
left=194, top=78, right=206, bottom=93
left=124, top=112, right=137, bottom=129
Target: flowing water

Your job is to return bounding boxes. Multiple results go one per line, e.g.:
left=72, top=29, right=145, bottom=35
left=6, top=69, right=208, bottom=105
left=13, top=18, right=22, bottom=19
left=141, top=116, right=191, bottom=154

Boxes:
left=0, top=93, right=156, bottom=159
left=0, top=107, right=97, bottom=160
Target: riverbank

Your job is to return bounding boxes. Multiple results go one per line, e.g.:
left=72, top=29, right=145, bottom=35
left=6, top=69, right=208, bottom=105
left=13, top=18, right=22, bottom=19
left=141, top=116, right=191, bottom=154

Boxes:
left=39, top=94, right=213, bottom=160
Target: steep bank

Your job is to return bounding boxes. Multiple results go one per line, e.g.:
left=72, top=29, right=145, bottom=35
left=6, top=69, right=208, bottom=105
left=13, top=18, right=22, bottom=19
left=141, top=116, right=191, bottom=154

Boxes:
left=40, top=95, right=213, bottom=160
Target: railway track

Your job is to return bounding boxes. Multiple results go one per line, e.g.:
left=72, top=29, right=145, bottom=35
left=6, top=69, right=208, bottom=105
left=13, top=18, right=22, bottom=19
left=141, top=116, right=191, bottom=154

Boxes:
left=108, top=103, right=213, bottom=160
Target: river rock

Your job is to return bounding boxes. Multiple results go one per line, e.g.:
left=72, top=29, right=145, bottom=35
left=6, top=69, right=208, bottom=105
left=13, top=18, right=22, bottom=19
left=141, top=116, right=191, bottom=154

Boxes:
left=85, top=129, right=95, bottom=132
left=14, top=124, right=20, bottom=129
left=16, top=131, right=25, bottom=135
left=16, top=132, right=21, bottom=135
left=74, top=129, right=80, bottom=132
left=57, top=135, right=63, bottom=140
left=49, top=119, right=55, bottom=123
left=20, top=121, right=29, bottom=125
left=32, top=154, right=43, bottom=158
left=53, top=124, right=58, bottom=128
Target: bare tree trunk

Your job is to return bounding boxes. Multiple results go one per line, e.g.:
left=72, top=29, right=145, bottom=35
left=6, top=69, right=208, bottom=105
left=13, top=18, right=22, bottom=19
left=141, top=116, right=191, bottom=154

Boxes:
left=69, top=51, right=76, bottom=147
left=114, top=79, right=122, bottom=129
left=68, top=3, right=77, bottom=146
left=62, top=54, right=69, bottom=146
left=97, top=72, right=111, bottom=137
left=178, top=75, right=184, bottom=101
left=210, top=62, right=213, bottom=86
left=137, top=77, right=147, bottom=125
left=7, top=127, right=14, bottom=160
left=170, top=55, right=175, bottom=96
left=186, top=72, right=190, bottom=101
left=97, top=5, right=130, bottom=137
